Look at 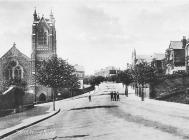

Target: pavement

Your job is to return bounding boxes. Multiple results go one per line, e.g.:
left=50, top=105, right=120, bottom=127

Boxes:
left=0, top=102, right=60, bottom=139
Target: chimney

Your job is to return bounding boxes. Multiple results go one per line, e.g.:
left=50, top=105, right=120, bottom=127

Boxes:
left=182, top=36, right=187, bottom=48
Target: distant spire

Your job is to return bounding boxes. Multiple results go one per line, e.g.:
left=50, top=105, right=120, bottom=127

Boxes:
left=50, top=10, right=55, bottom=25
left=13, top=42, right=16, bottom=47
left=134, top=48, right=136, bottom=57
left=50, top=9, right=53, bottom=16
left=50, top=9, right=54, bottom=19
left=33, top=7, right=38, bottom=21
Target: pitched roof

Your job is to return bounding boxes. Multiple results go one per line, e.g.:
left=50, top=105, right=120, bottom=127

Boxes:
left=0, top=45, right=30, bottom=61
left=153, top=53, right=165, bottom=60
left=74, top=64, right=85, bottom=72
left=169, top=41, right=183, bottom=49
left=136, top=53, right=165, bottom=63
left=136, top=55, right=153, bottom=63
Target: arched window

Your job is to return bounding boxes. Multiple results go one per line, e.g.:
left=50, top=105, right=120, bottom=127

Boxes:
left=44, top=32, right=47, bottom=45
left=14, top=66, right=22, bottom=79
left=6, top=66, right=13, bottom=80
left=38, top=27, right=48, bottom=45
left=38, top=28, right=44, bottom=45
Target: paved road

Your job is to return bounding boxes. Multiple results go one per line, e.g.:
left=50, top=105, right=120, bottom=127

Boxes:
left=3, top=83, right=189, bottom=140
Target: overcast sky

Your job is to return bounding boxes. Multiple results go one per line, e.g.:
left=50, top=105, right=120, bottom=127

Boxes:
left=1, top=0, right=189, bottom=74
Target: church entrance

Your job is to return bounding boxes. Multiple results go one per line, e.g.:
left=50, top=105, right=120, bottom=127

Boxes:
left=39, top=93, right=46, bottom=102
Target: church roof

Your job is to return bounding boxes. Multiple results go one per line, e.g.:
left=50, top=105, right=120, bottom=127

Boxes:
left=0, top=43, right=30, bottom=61
left=136, top=53, right=165, bottom=63
left=136, top=54, right=153, bottom=63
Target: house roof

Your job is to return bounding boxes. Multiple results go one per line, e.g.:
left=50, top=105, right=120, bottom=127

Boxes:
left=169, top=41, right=183, bottom=49
left=136, top=53, right=165, bottom=63
left=74, top=64, right=85, bottom=72
left=153, top=53, right=165, bottom=60
left=136, top=55, right=153, bottom=63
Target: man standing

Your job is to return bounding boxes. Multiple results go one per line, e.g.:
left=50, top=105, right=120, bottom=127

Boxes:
left=110, top=92, right=113, bottom=101
left=89, top=95, right=91, bottom=102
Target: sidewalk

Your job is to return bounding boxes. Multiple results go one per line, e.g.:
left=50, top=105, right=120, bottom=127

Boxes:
left=0, top=103, right=60, bottom=139
left=128, top=92, right=189, bottom=110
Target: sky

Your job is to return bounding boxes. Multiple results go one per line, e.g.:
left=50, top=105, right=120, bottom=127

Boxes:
left=1, top=0, right=189, bottom=75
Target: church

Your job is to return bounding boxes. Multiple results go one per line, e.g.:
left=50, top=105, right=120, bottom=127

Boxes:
left=0, top=9, right=57, bottom=103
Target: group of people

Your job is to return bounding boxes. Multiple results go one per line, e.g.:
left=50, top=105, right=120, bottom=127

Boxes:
left=110, top=91, right=120, bottom=101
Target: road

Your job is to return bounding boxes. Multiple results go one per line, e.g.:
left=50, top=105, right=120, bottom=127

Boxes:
left=3, top=83, right=189, bottom=140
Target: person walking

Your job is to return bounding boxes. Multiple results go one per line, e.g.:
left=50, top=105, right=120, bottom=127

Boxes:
left=89, top=95, right=91, bottom=102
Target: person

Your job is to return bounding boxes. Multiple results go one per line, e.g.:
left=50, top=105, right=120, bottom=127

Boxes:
left=113, top=91, right=117, bottom=101
left=117, top=92, right=120, bottom=101
left=110, top=91, right=113, bottom=101
left=89, top=95, right=91, bottom=102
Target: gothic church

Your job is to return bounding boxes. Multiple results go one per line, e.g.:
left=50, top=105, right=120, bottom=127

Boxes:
left=0, top=10, right=57, bottom=102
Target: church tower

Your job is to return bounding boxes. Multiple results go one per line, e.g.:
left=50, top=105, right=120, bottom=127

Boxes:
left=31, top=9, right=56, bottom=63
left=31, top=9, right=57, bottom=102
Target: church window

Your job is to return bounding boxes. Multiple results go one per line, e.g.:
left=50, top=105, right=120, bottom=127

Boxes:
left=44, top=32, right=47, bottom=45
left=38, top=27, right=48, bottom=45
left=7, top=67, right=13, bottom=80
left=14, top=66, right=22, bottom=79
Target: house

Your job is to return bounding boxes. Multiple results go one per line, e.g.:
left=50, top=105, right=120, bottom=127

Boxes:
left=74, top=64, right=85, bottom=89
left=151, top=53, right=165, bottom=73
left=94, top=66, right=118, bottom=77
left=131, top=49, right=165, bottom=98
left=165, top=39, right=185, bottom=74
left=131, top=49, right=165, bottom=72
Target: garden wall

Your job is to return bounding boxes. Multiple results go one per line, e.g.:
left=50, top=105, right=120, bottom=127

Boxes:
left=152, top=76, right=189, bottom=104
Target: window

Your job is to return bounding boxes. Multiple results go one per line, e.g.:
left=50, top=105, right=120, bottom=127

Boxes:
left=38, top=27, right=48, bottom=45
left=7, top=66, right=13, bottom=80
left=14, top=66, right=22, bottom=79
left=44, top=32, right=47, bottom=45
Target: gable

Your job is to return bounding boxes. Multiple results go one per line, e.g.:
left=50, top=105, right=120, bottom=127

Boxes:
left=38, top=17, right=50, bottom=30
left=0, top=46, right=30, bottom=62
left=169, top=41, right=182, bottom=49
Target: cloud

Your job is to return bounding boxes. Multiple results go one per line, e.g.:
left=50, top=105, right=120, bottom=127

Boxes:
left=72, top=5, right=128, bottom=48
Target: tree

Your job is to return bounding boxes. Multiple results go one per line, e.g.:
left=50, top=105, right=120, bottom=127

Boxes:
left=67, top=74, right=80, bottom=97
left=132, top=62, right=156, bottom=101
left=117, top=69, right=133, bottom=96
left=107, top=75, right=118, bottom=82
left=35, top=56, right=79, bottom=110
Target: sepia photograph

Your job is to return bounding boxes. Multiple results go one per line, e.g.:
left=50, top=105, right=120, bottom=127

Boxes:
left=0, top=0, right=189, bottom=139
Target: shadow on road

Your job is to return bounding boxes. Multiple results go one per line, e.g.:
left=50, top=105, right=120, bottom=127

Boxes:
left=41, top=134, right=89, bottom=140
left=70, top=105, right=118, bottom=111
